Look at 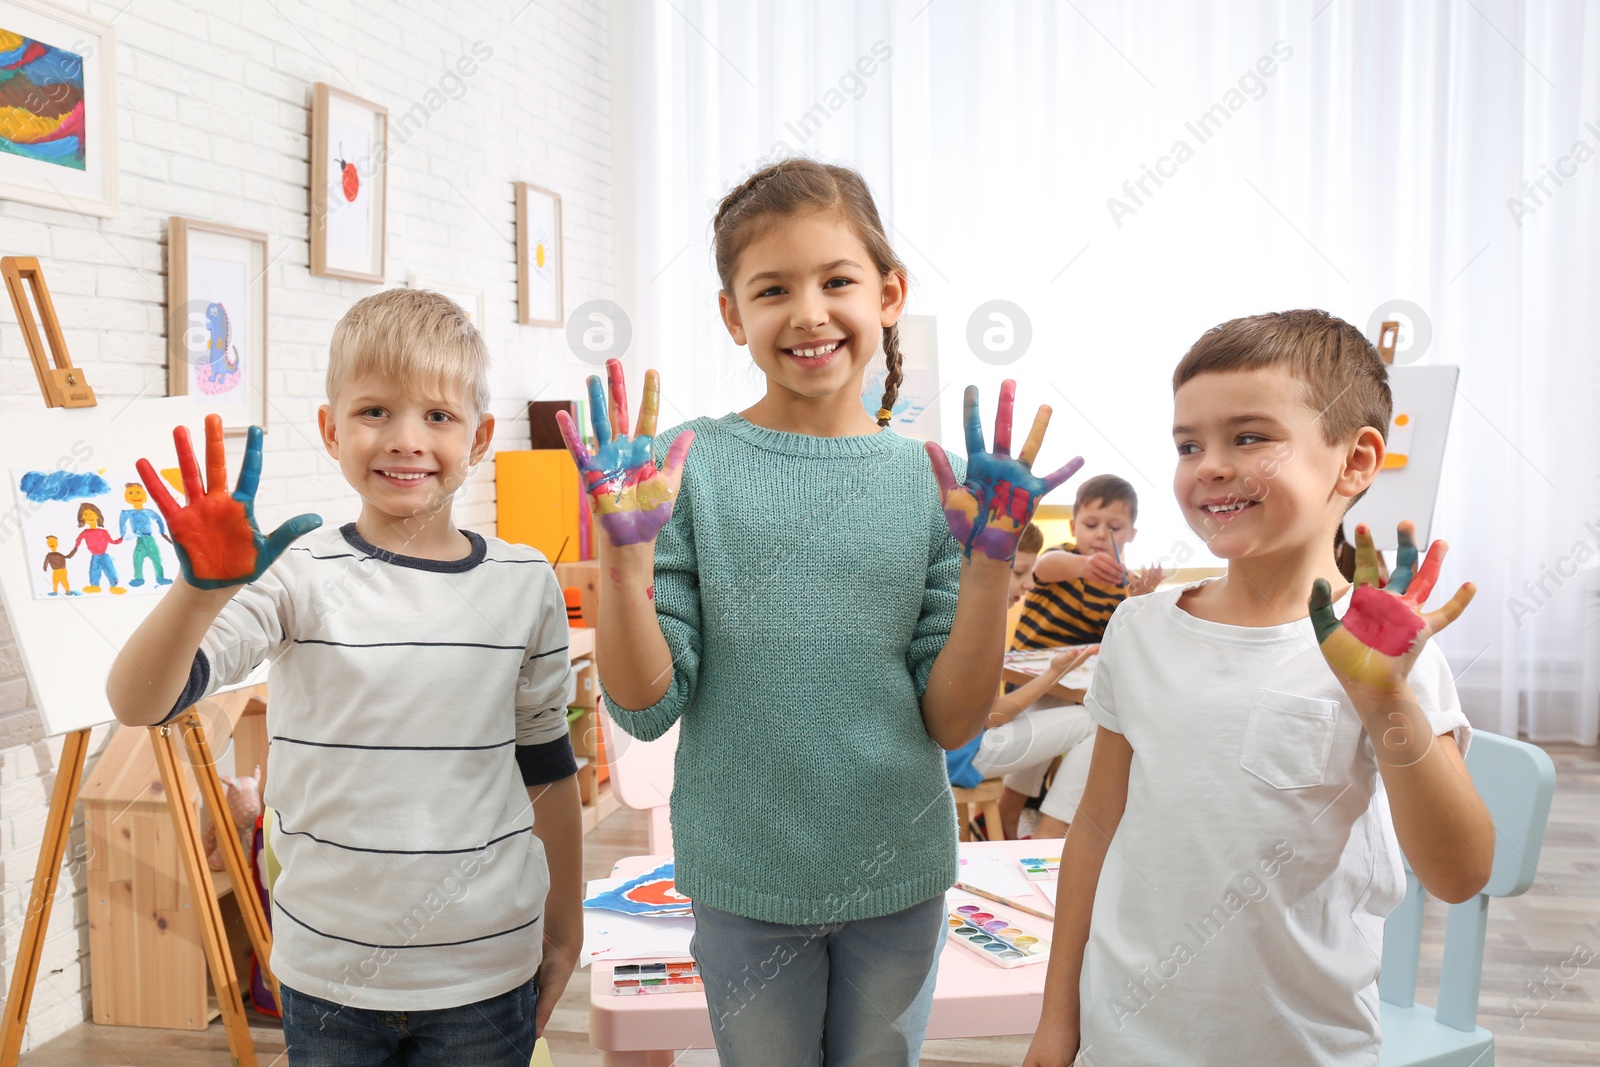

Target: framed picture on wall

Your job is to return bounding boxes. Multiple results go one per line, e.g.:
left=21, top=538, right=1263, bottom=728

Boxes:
left=0, top=0, right=117, bottom=217
left=516, top=181, right=562, bottom=326
left=310, top=82, right=387, bottom=282
left=408, top=273, right=485, bottom=326
left=167, top=217, right=269, bottom=434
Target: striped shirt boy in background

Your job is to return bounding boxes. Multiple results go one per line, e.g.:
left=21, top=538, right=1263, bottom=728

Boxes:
left=106, top=288, right=581, bottom=1067
left=1005, top=475, right=1163, bottom=838
left=1011, top=474, right=1162, bottom=651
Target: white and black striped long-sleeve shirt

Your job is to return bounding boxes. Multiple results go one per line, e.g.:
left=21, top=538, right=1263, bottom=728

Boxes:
left=171, top=523, right=577, bottom=1011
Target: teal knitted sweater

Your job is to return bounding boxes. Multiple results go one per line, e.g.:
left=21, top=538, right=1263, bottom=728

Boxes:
left=600, top=413, right=964, bottom=925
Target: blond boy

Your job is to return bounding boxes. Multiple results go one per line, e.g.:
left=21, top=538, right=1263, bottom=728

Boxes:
left=107, top=289, right=581, bottom=1066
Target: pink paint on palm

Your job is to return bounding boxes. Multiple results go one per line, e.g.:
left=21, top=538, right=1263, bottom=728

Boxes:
left=608, top=360, right=631, bottom=438
left=1340, top=585, right=1427, bottom=657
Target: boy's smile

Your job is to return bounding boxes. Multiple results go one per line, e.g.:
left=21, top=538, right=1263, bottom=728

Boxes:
left=319, top=372, right=494, bottom=553
left=1172, top=366, right=1360, bottom=563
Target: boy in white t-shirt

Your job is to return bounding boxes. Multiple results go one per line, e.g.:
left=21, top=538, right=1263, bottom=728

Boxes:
left=1024, top=309, right=1495, bottom=1067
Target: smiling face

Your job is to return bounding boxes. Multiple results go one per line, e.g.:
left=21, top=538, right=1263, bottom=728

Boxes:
left=1172, top=366, right=1381, bottom=563
left=718, top=209, right=906, bottom=417
left=124, top=483, right=147, bottom=507
left=318, top=372, right=493, bottom=527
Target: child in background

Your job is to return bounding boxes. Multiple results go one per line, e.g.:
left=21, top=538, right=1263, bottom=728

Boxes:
left=1005, top=476, right=1162, bottom=837
left=106, top=289, right=582, bottom=1066
left=1013, top=474, right=1160, bottom=649
left=946, top=522, right=1095, bottom=840
left=1024, top=309, right=1493, bottom=1067
left=570, top=159, right=1082, bottom=1065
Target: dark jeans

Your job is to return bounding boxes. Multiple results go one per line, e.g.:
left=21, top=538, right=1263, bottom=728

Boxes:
left=279, top=976, right=538, bottom=1066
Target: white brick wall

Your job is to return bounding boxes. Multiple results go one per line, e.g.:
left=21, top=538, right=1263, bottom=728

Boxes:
left=0, top=0, right=612, bottom=1047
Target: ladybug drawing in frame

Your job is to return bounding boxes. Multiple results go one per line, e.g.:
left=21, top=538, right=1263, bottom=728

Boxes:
left=334, top=143, right=359, bottom=203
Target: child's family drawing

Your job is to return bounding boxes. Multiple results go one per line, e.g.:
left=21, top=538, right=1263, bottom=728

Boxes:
left=13, top=465, right=182, bottom=598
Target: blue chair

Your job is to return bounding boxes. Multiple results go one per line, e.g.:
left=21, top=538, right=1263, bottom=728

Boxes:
left=1378, top=730, right=1557, bottom=1066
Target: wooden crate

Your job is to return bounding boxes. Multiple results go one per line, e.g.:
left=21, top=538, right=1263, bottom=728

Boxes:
left=81, top=687, right=262, bottom=1030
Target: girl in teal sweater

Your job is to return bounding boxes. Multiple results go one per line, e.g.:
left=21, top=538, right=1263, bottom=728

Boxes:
left=561, top=160, right=1081, bottom=1065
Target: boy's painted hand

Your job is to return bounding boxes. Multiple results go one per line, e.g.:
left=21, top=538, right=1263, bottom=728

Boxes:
left=1310, top=522, right=1475, bottom=693
left=926, top=381, right=1083, bottom=561
left=135, top=415, right=322, bottom=589
left=557, top=358, right=693, bottom=549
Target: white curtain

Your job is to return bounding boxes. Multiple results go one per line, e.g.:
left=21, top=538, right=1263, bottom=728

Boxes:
left=610, top=0, right=1600, bottom=742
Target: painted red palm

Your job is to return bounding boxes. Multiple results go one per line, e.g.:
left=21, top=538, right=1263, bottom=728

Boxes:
left=136, top=415, right=321, bottom=588
left=1310, top=522, right=1475, bottom=692
left=925, top=381, right=1083, bottom=561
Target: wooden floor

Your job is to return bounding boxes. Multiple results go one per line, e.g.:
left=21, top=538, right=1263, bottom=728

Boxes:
left=21, top=742, right=1599, bottom=1066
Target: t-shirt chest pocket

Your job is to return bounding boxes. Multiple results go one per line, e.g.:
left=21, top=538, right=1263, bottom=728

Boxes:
left=1240, top=689, right=1341, bottom=789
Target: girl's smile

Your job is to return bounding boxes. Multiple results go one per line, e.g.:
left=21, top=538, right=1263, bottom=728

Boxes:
left=718, top=209, right=907, bottom=437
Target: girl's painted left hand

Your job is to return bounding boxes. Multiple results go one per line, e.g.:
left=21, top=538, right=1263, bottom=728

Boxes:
left=925, top=381, right=1083, bottom=561
left=1310, top=521, right=1475, bottom=693
left=556, top=359, right=694, bottom=549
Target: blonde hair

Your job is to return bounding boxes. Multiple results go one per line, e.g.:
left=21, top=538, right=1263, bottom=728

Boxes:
left=326, top=288, right=491, bottom=417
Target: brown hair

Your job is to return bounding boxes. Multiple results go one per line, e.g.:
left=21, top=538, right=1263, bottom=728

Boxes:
left=76, top=503, right=104, bottom=528
left=1018, top=522, right=1045, bottom=556
left=712, top=159, right=906, bottom=427
left=1075, top=474, right=1139, bottom=524
left=1172, top=309, right=1391, bottom=506
left=327, top=288, right=491, bottom=417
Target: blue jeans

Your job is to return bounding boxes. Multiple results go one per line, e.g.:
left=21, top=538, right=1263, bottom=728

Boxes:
left=88, top=552, right=117, bottom=588
left=690, top=895, right=945, bottom=1066
left=279, top=977, right=538, bottom=1066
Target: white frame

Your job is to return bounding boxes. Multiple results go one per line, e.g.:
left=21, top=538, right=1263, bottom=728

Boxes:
left=0, top=0, right=117, bottom=217
left=516, top=181, right=563, bottom=326
left=310, top=82, right=388, bottom=282
left=167, top=216, right=270, bottom=434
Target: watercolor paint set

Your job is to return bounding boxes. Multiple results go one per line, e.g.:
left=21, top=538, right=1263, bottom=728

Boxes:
left=610, top=959, right=704, bottom=995
left=1018, top=856, right=1061, bottom=881
left=945, top=903, right=1051, bottom=967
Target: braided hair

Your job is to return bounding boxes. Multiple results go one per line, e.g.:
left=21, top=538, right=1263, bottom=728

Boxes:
left=711, top=160, right=908, bottom=427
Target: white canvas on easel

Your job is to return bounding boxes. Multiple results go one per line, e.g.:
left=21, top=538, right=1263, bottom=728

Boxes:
left=1346, top=364, right=1459, bottom=551
left=861, top=313, right=942, bottom=444
left=0, top=395, right=208, bottom=736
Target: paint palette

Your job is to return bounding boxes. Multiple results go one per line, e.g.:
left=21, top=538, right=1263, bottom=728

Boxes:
left=946, top=903, right=1051, bottom=967
left=1018, top=856, right=1061, bottom=881
left=611, top=959, right=704, bottom=995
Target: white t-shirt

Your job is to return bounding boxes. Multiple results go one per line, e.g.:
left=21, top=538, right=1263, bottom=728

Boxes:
left=181, top=524, right=574, bottom=1011
left=1077, top=582, right=1470, bottom=1066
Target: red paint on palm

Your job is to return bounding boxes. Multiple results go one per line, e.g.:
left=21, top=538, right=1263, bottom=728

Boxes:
left=136, top=418, right=258, bottom=582
left=1340, top=584, right=1426, bottom=658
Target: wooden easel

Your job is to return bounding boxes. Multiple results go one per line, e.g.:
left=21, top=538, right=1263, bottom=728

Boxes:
left=0, top=257, right=275, bottom=1066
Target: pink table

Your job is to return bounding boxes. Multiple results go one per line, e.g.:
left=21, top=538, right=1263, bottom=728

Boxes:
left=587, top=840, right=1063, bottom=1065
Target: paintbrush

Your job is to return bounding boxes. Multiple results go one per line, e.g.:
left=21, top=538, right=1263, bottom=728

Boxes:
left=953, top=881, right=1054, bottom=922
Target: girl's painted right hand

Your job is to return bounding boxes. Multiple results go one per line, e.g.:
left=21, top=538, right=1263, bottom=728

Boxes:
left=926, top=381, right=1083, bottom=562
left=136, top=414, right=323, bottom=589
left=557, top=358, right=694, bottom=549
